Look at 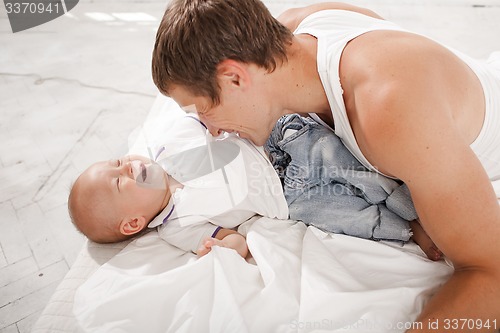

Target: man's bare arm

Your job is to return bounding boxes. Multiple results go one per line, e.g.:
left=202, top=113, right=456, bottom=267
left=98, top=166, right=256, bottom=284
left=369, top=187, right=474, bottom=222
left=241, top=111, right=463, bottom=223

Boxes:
left=349, top=34, right=500, bottom=330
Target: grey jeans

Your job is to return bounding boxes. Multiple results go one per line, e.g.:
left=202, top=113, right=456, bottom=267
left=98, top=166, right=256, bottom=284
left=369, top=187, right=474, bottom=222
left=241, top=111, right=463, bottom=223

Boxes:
left=265, top=114, right=417, bottom=242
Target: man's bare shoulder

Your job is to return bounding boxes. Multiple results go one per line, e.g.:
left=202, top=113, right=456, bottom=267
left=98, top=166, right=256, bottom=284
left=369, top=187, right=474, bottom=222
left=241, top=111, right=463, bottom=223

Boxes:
left=339, top=32, right=459, bottom=177
left=341, top=30, right=485, bottom=175
left=341, top=30, right=446, bottom=83
left=277, top=2, right=382, bottom=31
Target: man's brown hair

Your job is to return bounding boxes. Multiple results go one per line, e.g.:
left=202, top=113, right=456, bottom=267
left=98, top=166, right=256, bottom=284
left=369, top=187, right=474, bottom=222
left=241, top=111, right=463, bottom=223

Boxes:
left=152, top=0, right=293, bottom=105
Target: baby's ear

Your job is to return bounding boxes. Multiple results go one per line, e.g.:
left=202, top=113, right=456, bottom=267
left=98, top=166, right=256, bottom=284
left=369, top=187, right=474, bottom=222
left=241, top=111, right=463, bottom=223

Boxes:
left=119, top=216, right=147, bottom=236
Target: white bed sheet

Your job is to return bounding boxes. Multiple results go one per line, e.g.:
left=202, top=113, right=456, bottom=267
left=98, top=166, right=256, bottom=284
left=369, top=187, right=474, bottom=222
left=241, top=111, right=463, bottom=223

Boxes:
left=72, top=95, right=454, bottom=332
left=73, top=217, right=452, bottom=333
left=33, top=94, right=454, bottom=332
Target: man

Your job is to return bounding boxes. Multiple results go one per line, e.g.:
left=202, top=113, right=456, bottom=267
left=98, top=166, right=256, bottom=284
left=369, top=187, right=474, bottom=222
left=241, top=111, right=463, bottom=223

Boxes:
left=152, top=0, right=500, bottom=330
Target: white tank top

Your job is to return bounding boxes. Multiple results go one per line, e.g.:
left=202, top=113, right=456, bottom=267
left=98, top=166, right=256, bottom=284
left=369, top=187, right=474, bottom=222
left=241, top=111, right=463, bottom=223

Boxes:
left=297, top=10, right=500, bottom=182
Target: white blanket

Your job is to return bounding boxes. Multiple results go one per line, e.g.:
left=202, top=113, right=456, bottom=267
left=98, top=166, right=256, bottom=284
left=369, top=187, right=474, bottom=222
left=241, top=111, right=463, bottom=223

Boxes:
left=73, top=95, right=453, bottom=332
left=74, top=217, right=452, bottom=333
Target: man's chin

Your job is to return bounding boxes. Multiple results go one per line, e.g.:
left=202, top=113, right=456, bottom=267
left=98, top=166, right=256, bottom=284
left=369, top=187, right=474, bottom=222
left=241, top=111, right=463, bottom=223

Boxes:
left=250, top=135, right=267, bottom=147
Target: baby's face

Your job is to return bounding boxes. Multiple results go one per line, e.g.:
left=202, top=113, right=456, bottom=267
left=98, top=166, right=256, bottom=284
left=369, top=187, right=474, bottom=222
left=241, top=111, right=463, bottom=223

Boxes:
left=85, top=155, right=171, bottom=222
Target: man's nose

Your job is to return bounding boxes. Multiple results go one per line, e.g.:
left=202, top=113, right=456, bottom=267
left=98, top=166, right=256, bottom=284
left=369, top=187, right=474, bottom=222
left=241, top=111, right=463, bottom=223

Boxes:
left=205, top=123, right=222, bottom=137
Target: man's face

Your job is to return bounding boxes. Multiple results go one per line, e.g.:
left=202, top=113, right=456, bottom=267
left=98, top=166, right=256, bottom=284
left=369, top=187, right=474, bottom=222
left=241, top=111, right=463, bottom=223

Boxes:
left=168, top=84, right=275, bottom=146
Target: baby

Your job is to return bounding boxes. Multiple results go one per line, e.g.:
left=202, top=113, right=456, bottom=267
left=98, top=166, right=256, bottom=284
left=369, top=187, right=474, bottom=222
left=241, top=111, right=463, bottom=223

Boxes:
left=68, top=154, right=249, bottom=257
left=69, top=115, right=442, bottom=260
left=69, top=115, right=289, bottom=258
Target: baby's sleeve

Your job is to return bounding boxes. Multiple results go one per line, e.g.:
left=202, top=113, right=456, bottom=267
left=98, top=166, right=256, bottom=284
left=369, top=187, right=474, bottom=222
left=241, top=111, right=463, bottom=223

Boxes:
left=157, top=218, right=220, bottom=254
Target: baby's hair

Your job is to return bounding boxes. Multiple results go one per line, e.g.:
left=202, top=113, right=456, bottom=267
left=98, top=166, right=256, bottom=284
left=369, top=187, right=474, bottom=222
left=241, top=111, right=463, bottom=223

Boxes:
left=68, top=177, right=128, bottom=244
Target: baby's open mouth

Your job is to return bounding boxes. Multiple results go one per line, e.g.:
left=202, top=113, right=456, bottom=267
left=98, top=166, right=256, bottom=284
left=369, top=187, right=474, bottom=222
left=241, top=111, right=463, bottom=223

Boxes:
left=132, top=160, right=165, bottom=189
left=140, top=163, right=147, bottom=182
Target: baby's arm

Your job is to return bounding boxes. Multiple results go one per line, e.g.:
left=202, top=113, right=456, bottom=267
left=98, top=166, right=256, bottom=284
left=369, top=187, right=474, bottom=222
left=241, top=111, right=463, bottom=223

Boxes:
left=197, top=228, right=248, bottom=258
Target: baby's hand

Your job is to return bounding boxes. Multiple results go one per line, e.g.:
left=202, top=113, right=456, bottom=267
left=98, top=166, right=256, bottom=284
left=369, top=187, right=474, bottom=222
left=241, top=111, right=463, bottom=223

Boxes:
left=196, top=232, right=249, bottom=258
left=197, top=237, right=224, bottom=257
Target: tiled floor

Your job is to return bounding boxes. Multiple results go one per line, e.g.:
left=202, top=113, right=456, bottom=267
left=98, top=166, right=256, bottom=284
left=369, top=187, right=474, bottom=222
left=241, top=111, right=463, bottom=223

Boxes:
left=1, top=0, right=500, bottom=332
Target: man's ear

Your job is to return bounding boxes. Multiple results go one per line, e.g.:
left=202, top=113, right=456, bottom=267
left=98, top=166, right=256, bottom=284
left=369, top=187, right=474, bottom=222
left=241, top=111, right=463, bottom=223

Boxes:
left=216, top=59, right=251, bottom=90
left=119, top=216, right=147, bottom=236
